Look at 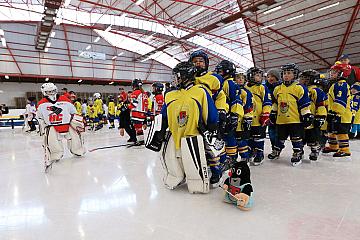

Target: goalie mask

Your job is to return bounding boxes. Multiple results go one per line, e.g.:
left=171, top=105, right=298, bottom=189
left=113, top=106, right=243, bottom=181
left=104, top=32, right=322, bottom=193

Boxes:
left=41, top=82, right=58, bottom=101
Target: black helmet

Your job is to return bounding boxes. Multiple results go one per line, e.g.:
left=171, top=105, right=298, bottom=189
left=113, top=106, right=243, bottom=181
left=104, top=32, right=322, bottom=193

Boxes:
left=108, top=95, right=114, bottom=101
left=172, top=62, right=196, bottom=89
left=152, top=82, right=164, bottom=94
left=215, top=60, right=236, bottom=78
left=132, top=78, right=142, bottom=90
left=281, top=63, right=300, bottom=85
left=189, top=50, right=209, bottom=71
left=246, top=67, right=264, bottom=84
left=299, top=69, right=319, bottom=86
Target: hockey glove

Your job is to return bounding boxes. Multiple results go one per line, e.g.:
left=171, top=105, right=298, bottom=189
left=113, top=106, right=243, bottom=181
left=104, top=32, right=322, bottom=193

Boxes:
left=218, top=110, right=227, bottom=135
left=269, top=111, right=277, bottom=124
left=327, top=110, right=341, bottom=124
left=226, top=112, right=239, bottom=133
left=259, top=112, right=270, bottom=126
left=203, top=130, right=225, bottom=157
left=313, top=116, right=326, bottom=128
left=242, top=116, right=252, bottom=131
left=302, top=113, right=314, bottom=128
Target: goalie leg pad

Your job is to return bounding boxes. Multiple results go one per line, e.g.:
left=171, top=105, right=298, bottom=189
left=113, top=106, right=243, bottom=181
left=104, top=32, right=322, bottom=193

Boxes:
left=65, top=127, right=86, bottom=156
left=145, top=114, right=165, bottom=152
left=181, top=135, right=210, bottom=194
left=160, top=133, right=185, bottom=189
left=44, top=126, right=64, bottom=161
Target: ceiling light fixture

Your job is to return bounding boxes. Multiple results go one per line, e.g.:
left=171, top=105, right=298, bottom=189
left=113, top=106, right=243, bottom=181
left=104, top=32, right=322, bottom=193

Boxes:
left=104, top=25, right=112, bottom=32
left=263, top=6, right=281, bottom=14
left=109, top=81, right=114, bottom=85
left=45, top=77, right=49, bottom=81
left=112, top=56, right=117, bottom=60
left=286, top=14, right=304, bottom=22
left=85, top=45, right=91, bottom=50
left=46, top=42, right=51, bottom=47
left=94, top=37, right=100, bottom=43
left=191, top=7, right=205, bottom=16
left=44, top=47, right=49, bottom=52
left=1, top=38, right=6, bottom=47
left=50, top=31, right=55, bottom=38
left=78, top=79, right=82, bottom=83
left=5, top=75, right=9, bottom=79
left=317, top=2, right=339, bottom=11
left=64, top=0, right=72, bottom=7
left=117, top=52, right=124, bottom=56
left=135, top=0, right=145, bottom=5
left=0, top=29, right=4, bottom=36
left=260, top=23, right=276, bottom=30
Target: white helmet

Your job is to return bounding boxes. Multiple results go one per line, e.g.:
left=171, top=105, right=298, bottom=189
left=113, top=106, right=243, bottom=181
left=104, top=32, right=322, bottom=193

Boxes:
left=93, top=92, right=101, bottom=99
left=41, top=82, right=58, bottom=101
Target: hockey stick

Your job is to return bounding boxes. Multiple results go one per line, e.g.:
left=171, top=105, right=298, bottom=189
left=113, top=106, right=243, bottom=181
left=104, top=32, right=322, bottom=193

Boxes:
left=88, top=143, right=132, bottom=152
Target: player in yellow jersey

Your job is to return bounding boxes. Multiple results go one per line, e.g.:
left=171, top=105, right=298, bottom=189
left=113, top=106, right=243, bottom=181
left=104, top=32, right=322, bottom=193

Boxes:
left=215, top=60, right=246, bottom=169
left=299, top=70, right=328, bottom=161
left=234, top=72, right=253, bottom=163
left=269, top=63, right=313, bottom=166
left=189, top=50, right=227, bottom=183
left=86, top=97, right=98, bottom=131
left=93, top=93, right=103, bottom=130
left=146, top=62, right=221, bottom=193
left=73, top=98, right=82, bottom=115
left=322, top=64, right=352, bottom=157
left=107, top=95, right=116, bottom=129
left=245, top=67, right=272, bottom=166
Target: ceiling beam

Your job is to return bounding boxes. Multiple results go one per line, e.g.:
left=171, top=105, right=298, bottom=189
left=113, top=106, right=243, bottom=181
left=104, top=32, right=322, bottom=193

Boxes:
left=336, top=0, right=360, bottom=60
left=62, top=24, right=74, bottom=77
left=246, top=18, right=332, bottom=67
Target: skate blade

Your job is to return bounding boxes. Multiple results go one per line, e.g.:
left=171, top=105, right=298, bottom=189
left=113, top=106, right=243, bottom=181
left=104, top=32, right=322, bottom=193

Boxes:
left=333, top=156, right=352, bottom=162
left=291, top=160, right=302, bottom=167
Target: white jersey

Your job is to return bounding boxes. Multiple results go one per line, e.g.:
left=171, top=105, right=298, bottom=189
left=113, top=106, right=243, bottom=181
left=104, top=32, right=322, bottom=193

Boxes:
left=81, top=103, right=87, bottom=115
left=36, top=95, right=76, bottom=132
left=25, top=104, right=36, bottom=116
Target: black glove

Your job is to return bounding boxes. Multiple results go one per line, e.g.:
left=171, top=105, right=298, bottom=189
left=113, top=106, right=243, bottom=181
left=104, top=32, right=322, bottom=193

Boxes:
left=218, top=110, right=227, bottom=134
left=302, top=113, right=314, bottom=128
left=269, top=111, right=277, bottom=124
left=226, top=112, right=238, bottom=133
left=242, top=116, right=252, bottom=131
left=327, top=110, right=340, bottom=123
left=313, top=116, right=326, bottom=128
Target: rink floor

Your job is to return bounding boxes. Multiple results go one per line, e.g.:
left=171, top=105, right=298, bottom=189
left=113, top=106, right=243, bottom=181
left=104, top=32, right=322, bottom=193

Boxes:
left=1, top=127, right=360, bottom=240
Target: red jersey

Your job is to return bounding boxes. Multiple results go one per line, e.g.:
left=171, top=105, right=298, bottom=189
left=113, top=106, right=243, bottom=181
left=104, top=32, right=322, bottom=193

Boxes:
left=129, top=89, right=149, bottom=122
left=151, top=94, right=164, bottom=115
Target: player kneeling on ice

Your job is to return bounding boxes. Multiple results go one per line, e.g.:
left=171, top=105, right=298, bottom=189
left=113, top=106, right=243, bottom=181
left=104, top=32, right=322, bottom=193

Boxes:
left=146, top=62, right=224, bottom=194
left=36, top=83, right=86, bottom=172
left=221, top=160, right=253, bottom=210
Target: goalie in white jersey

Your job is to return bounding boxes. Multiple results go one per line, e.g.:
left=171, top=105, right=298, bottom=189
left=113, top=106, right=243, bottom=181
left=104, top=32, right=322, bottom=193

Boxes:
left=36, top=83, right=86, bottom=172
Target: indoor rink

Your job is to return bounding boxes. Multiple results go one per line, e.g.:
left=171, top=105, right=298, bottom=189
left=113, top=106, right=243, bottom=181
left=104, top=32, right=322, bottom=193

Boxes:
left=1, top=0, right=360, bottom=239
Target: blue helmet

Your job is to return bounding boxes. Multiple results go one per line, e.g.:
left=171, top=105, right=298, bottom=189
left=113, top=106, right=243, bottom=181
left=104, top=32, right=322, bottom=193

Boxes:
left=189, top=50, right=209, bottom=72
left=351, top=82, right=360, bottom=92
